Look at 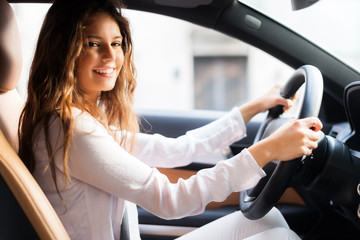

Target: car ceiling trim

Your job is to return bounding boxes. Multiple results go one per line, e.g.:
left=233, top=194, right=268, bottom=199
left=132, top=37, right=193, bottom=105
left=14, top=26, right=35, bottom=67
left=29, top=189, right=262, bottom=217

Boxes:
left=154, top=0, right=213, bottom=8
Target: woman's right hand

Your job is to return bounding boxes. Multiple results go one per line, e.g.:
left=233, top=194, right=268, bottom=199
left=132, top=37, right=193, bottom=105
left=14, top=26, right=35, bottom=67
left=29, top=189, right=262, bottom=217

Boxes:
left=248, top=117, right=323, bottom=168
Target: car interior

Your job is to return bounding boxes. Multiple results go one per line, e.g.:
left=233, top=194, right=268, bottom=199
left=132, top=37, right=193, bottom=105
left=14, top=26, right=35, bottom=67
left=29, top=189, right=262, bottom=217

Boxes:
left=1, top=0, right=360, bottom=239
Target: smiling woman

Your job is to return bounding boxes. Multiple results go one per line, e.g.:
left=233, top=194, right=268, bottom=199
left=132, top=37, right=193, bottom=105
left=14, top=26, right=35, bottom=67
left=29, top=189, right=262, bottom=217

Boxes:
left=75, top=12, right=125, bottom=102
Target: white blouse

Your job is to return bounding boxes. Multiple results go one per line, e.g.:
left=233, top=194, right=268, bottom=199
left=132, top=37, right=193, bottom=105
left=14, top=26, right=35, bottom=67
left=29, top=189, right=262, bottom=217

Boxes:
left=33, top=108, right=266, bottom=240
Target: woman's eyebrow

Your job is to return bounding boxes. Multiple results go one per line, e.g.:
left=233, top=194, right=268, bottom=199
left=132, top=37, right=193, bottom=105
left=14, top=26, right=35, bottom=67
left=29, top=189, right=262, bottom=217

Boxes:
left=87, top=35, right=101, bottom=39
left=87, top=35, right=123, bottom=40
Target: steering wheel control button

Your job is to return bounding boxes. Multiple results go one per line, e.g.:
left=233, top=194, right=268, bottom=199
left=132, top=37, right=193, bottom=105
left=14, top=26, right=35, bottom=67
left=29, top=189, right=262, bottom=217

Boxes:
left=357, top=183, right=360, bottom=195
left=357, top=204, right=360, bottom=218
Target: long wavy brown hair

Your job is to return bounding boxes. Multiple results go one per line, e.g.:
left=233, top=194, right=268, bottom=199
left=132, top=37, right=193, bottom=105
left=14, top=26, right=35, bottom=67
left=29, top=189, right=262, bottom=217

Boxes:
left=19, top=0, right=138, bottom=188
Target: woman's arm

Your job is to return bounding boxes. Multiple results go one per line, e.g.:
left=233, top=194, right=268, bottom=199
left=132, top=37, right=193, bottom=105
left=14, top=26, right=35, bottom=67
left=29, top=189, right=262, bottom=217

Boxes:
left=132, top=84, right=292, bottom=168
left=65, top=109, right=321, bottom=220
left=132, top=107, right=246, bottom=168
left=68, top=112, right=265, bottom=219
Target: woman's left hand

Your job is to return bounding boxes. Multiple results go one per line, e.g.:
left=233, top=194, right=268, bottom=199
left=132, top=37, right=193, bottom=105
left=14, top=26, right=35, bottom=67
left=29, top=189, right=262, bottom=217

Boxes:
left=256, top=83, right=294, bottom=113
left=239, top=84, right=294, bottom=124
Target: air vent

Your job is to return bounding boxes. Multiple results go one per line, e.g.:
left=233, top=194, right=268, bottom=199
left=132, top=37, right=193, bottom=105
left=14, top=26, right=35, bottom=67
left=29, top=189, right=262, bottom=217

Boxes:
left=328, top=122, right=351, bottom=141
left=329, top=129, right=338, bottom=138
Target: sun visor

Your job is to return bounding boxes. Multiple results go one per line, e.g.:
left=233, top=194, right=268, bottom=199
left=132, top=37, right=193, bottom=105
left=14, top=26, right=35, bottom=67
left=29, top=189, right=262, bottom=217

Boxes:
left=154, top=0, right=213, bottom=8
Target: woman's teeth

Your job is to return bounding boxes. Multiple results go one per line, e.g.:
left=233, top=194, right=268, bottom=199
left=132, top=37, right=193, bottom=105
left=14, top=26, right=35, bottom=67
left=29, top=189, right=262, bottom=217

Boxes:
left=94, top=69, right=114, bottom=74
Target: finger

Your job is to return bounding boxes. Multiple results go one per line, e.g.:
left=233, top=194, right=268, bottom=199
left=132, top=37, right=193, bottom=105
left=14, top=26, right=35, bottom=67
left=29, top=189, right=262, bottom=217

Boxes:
left=301, top=145, right=313, bottom=156
left=302, top=117, right=323, bottom=132
left=312, top=117, right=323, bottom=132
left=307, top=130, right=321, bottom=141
left=283, top=99, right=294, bottom=112
left=306, top=138, right=318, bottom=150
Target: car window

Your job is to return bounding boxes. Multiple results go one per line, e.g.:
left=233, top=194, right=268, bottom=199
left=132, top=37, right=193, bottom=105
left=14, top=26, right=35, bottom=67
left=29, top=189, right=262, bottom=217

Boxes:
left=12, top=4, right=293, bottom=112
left=125, top=9, right=293, bottom=112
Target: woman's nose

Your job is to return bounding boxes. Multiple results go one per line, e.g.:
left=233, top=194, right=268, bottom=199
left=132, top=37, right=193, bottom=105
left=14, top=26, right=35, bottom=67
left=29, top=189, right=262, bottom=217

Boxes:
left=101, top=44, right=116, bottom=62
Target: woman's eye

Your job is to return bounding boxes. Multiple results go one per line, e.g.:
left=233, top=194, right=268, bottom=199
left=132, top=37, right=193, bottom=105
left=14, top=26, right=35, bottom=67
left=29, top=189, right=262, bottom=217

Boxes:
left=88, top=42, right=100, bottom=47
left=112, top=42, right=122, bottom=47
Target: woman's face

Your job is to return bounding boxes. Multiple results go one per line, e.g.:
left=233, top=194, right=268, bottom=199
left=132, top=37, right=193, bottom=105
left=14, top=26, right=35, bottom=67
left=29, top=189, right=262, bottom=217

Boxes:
left=75, top=13, right=124, bottom=102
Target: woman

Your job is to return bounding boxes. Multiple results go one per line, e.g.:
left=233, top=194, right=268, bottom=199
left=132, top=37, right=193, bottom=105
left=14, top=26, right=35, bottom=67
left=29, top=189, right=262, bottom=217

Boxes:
left=19, top=0, right=322, bottom=239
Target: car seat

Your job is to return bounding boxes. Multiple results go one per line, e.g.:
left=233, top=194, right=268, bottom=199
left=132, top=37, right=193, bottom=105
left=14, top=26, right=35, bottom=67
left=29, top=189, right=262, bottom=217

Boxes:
left=0, top=0, right=70, bottom=239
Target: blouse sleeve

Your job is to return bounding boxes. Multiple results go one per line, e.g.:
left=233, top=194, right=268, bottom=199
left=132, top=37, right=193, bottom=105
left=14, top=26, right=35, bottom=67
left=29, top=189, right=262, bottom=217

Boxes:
left=132, top=107, right=247, bottom=168
left=68, top=111, right=265, bottom=220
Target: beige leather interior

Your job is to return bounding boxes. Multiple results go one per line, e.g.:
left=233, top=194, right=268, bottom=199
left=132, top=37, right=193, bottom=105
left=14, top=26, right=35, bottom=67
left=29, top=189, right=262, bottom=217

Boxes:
left=0, top=0, right=24, bottom=152
left=0, top=89, right=23, bottom=151
left=0, top=131, right=70, bottom=239
left=0, top=0, right=22, bottom=92
left=0, top=0, right=70, bottom=239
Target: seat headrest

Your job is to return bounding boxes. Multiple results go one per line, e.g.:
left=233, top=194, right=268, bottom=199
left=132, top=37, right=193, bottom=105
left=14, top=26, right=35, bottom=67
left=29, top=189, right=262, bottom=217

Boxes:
left=0, top=0, right=23, bottom=92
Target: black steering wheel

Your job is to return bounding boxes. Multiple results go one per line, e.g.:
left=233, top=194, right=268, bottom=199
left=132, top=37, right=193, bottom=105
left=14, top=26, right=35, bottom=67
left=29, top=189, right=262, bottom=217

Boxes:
left=239, top=65, right=323, bottom=220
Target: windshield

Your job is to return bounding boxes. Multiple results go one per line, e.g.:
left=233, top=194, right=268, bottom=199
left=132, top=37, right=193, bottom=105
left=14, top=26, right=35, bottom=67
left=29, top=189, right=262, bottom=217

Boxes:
left=240, top=0, right=360, bottom=73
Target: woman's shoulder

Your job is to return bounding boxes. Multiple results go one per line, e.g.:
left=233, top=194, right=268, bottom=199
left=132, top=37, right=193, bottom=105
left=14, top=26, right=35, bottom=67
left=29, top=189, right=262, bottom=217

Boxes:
left=71, top=107, right=104, bottom=133
left=50, top=107, right=102, bottom=132
left=71, top=107, right=100, bottom=127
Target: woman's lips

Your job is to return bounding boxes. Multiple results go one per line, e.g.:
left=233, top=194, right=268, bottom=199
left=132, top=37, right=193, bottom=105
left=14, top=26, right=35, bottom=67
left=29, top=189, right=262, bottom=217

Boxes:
left=93, top=68, right=116, bottom=77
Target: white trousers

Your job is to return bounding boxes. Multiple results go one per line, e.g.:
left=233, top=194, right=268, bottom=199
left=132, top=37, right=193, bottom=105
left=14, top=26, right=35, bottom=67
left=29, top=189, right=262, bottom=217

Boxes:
left=176, top=208, right=301, bottom=240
